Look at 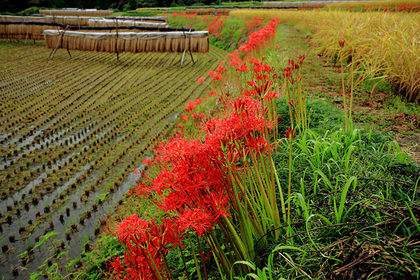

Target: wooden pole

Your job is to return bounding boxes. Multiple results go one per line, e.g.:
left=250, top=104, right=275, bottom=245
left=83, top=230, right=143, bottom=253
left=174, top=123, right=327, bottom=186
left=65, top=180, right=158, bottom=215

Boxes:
left=180, top=25, right=195, bottom=66
left=115, top=19, right=119, bottom=61
left=50, top=29, right=71, bottom=60
left=50, top=30, right=63, bottom=60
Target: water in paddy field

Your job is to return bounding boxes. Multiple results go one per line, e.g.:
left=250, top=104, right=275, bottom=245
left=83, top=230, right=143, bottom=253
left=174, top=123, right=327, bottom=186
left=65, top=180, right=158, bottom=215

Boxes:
left=0, top=164, right=145, bottom=279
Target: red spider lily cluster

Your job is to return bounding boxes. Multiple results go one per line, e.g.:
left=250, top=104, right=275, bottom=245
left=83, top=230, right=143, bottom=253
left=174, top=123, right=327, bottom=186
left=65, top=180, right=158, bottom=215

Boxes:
left=207, top=14, right=226, bottom=36
left=282, top=54, right=308, bottom=129
left=185, top=97, right=205, bottom=112
left=238, top=18, right=279, bottom=53
left=283, top=55, right=305, bottom=80
left=107, top=19, right=282, bottom=279
left=227, top=18, right=280, bottom=68
left=208, top=62, right=227, bottom=82
left=243, top=16, right=265, bottom=33
left=109, top=216, right=183, bottom=279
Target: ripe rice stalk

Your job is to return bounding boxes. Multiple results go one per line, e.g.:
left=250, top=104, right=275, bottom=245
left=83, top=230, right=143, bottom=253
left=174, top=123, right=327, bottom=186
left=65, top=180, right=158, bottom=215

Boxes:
left=231, top=9, right=420, bottom=101
left=326, top=0, right=420, bottom=10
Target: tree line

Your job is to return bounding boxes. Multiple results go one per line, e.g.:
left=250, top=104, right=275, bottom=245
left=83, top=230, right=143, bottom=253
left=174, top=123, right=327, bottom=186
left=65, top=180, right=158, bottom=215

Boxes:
left=1, top=0, right=251, bottom=13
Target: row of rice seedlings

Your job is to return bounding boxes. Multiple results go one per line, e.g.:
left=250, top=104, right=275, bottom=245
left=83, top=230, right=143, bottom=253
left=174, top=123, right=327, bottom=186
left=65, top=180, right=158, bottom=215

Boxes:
left=3, top=86, right=186, bottom=263
left=0, top=47, right=217, bottom=175
left=0, top=44, right=120, bottom=109
left=0, top=51, right=144, bottom=159
left=0, top=51, right=115, bottom=134
left=231, top=9, right=420, bottom=101
left=0, top=79, right=163, bottom=245
left=0, top=48, right=223, bottom=247
left=0, top=52, right=154, bottom=200
left=0, top=47, right=217, bottom=223
left=36, top=49, right=211, bottom=210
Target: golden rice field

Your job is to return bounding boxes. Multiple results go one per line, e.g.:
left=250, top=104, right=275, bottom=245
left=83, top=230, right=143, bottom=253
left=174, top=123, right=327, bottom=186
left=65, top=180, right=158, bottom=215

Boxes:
left=231, top=9, right=420, bottom=102
left=0, top=39, right=226, bottom=279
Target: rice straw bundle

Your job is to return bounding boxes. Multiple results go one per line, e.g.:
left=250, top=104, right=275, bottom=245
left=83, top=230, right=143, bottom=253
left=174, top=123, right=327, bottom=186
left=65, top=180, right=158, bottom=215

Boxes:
left=0, top=15, right=44, bottom=21
left=105, top=16, right=169, bottom=23
left=0, top=15, right=93, bottom=25
left=44, top=30, right=209, bottom=53
left=44, top=16, right=91, bottom=26
left=39, top=10, right=113, bottom=16
left=88, top=19, right=169, bottom=28
left=0, top=22, right=58, bottom=40
left=1, top=20, right=196, bottom=40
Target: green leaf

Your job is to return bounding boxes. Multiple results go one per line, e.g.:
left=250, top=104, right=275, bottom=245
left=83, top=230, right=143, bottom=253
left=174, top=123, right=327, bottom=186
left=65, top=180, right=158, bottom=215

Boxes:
left=32, top=231, right=59, bottom=251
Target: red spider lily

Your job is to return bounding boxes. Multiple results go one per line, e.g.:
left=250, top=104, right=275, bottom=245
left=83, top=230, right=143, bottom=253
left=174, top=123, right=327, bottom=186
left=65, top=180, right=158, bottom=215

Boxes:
left=177, top=208, right=214, bottom=236
left=207, top=14, right=224, bottom=36
left=180, top=114, right=189, bottom=122
left=264, top=91, right=280, bottom=101
left=289, top=78, right=295, bottom=85
left=108, top=215, right=185, bottom=280
left=208, top=90, right=218, bottom=97
left=198, top=77, right=205, bottom=84
left=237, top=63, right=250, bottom=72
left=339, top=40, right=345, bottom=47
left=212, top=74, right=223, bottom=81
left=285, top=127, right=296, bottom=140
left=185, top=97, right=205, bottom=112
left=299, top=54, right=306, bottom=65
left=243, top=16, right=264, bottom=33
left=142, top=159, right=153, bottom=165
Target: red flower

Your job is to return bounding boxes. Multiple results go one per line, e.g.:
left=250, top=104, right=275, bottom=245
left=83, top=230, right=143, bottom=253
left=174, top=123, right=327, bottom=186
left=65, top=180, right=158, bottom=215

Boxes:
left=198, top=77, right=205, bottom=84
left=285, top=127, right=296, bottom=140
left=143, top=159, right=152, bottom=165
